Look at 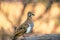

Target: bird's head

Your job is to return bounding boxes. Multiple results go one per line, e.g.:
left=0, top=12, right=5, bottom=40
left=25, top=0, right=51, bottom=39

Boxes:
left=28, top=12, right=35, bottom=17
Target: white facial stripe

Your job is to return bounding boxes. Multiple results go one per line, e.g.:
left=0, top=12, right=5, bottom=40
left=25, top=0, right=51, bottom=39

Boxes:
left=28, top=13, right=31, bottom=17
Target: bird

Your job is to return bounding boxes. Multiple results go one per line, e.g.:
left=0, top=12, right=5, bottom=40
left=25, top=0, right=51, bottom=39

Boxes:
left=13, top=12, right=35, bottom=40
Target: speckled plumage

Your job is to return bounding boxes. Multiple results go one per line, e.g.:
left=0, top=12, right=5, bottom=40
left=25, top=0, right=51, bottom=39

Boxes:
left=13, top=12, right=34, bottom=40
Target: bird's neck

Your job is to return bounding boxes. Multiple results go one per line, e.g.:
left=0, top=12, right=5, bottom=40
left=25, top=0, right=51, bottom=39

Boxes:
left=26, top=17, right=32, bottom=23
left=27, top=17, right=32, bottom=20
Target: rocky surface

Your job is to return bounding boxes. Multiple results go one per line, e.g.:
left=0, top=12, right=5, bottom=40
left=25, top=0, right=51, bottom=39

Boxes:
left=16, top=34, right=60, bottom=40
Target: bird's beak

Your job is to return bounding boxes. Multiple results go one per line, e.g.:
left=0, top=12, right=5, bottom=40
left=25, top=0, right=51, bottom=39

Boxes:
left=32, top=14, right=35, bottom=16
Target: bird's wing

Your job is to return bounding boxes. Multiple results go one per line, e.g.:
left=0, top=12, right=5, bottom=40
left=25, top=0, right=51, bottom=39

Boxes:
left=15, top=28, right=26, bottom=38
left=15, top=23, right=29, bottom=37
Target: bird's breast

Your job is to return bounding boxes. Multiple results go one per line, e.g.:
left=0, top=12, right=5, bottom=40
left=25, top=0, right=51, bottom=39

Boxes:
left=26, top=22, right=34, bottom=33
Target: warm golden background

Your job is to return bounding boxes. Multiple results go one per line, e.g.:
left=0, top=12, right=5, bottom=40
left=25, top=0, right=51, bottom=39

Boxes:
left=0, top=0, right=60, bottom=35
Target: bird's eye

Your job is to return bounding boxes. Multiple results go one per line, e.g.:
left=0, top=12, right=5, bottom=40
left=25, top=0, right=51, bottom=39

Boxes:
left=28, top=13, right=31, bottom=17
left=28, top=12, right=32, bottom=17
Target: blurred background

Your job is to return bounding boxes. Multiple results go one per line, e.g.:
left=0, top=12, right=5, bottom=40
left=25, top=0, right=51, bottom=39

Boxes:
left=0, top=0, right=60, bottom=35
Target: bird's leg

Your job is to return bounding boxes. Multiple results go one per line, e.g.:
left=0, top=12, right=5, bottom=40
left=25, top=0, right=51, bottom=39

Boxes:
left=22, top=33, right=31, bottom=39
left=17, top=36, right=24, bottom=40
